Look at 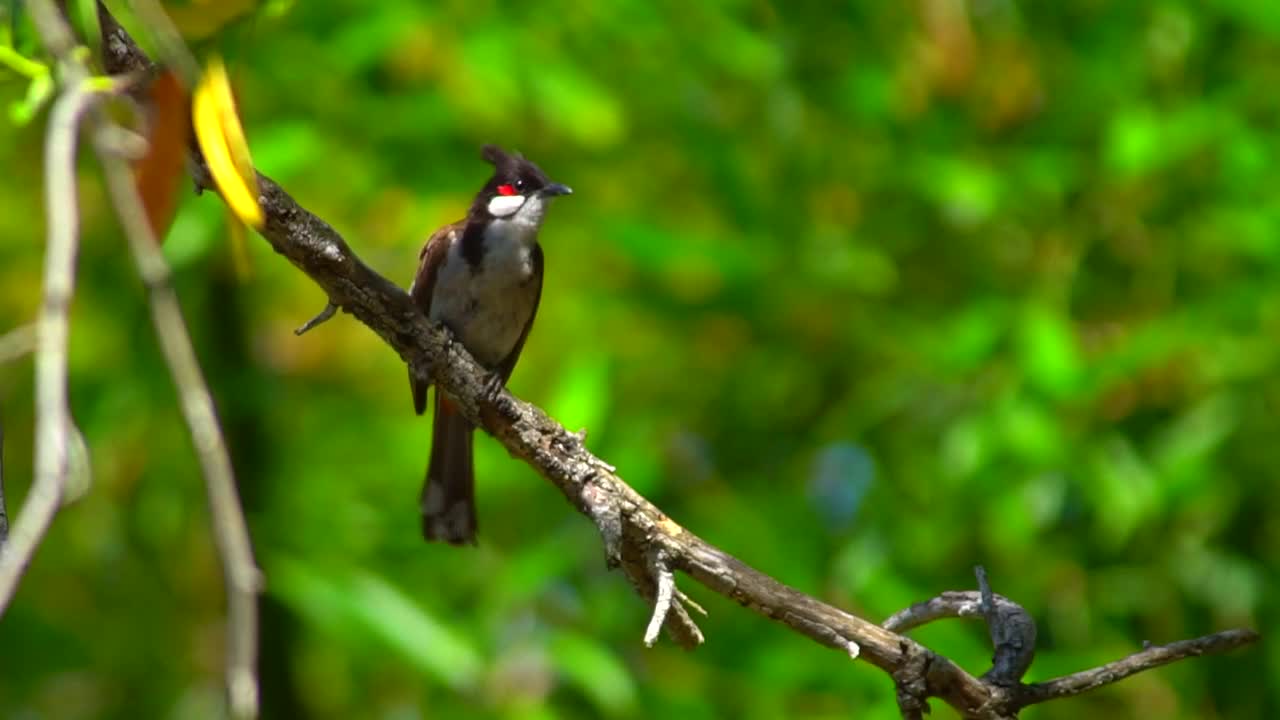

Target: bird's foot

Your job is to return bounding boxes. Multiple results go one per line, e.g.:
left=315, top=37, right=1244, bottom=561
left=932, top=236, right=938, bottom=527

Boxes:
left=482, top=372, right=506, bottom=405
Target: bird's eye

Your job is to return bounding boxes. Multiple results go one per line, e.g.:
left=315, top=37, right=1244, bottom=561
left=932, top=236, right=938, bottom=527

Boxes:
left=497, top=184, right=517, bottom=196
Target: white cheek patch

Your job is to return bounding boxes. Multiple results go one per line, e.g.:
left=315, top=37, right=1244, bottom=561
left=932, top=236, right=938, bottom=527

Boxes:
left=487, top=194, right=525, bottom=217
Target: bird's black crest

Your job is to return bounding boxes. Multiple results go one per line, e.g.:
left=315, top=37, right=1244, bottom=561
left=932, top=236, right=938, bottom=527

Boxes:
left=481, top=144, right=521, bottom=170
left=477, top=144, right=553, bottom=194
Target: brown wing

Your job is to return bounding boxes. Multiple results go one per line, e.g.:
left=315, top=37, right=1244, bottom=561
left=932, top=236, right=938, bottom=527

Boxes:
left=410, top=221, right=463, bottom=415
left=494, top=243, right=544, bottom=384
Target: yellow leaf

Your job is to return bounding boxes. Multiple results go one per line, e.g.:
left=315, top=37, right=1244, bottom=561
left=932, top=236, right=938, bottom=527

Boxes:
left=193, top=56, right=264, bottom=229
left=227, top=208, right=254, bottom=279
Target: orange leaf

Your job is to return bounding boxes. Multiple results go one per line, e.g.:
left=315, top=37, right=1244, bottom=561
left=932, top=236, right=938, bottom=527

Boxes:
left=133, top=69, right=190, bottom=243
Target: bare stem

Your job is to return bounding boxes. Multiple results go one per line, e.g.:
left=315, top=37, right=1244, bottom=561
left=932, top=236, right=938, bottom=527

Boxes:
left=883, top=590, right=990, bottom=633
left=294, top=302, right=337, bottom=336
left=126, top=0, right=199, bottom=81
left=0, top=82, right=98, bottom=610
left=92, top=126, right=262, bottom=719
left=1017, top=629, right=1260, bottom=707
left=643, top=550, right=675, bottom=647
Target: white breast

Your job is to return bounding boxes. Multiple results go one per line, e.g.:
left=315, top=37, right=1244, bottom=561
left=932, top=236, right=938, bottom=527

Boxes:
left=429, top=218, right=540, bottom=368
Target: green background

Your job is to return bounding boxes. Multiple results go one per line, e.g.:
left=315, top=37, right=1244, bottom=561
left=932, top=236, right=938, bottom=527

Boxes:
left=1, top=1, right=1277, bottom=718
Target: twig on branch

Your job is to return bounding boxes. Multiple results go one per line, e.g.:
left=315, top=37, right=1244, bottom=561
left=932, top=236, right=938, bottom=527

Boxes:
left=642, top=549, right=676, bottom=647
left=883, top=589, right=992, bottom=632
left=1016, top=629, right=1260, bottom=707
left=883, top=583, right=1027, bottom=640
left=86, top=5, right=1263, bottom=718
left=294, top=302, right=337, bottom=336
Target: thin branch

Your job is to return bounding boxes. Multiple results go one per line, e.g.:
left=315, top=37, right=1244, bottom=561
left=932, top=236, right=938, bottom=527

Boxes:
left=884, top=590, right=991, bottom=632
left=643, top=550, right=675, bottom=647
left=28, top=0, right=79, bottom=58
left=977, top=565, right=995, bottom=619
left=92, top=123, right=262, bottom=720
left=0, top=79, right=98, bottom=610
left=124, top=0, right=198, bottom=82
left=1017, top=629, right=1260, bottom=707
left=676, top=589, right=707, bottom=617
left=294, top=302, right=337, bottom=336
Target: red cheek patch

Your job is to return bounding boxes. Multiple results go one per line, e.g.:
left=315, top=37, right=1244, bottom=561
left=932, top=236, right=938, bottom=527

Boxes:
left=497, top=184, right=516, bottom=196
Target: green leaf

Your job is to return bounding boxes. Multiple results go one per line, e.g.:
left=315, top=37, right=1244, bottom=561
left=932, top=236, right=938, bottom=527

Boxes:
left=547, top=353, right=611, bottom=435
left=1017, top=304, right=1082, bottom=399
left=346, top=572, right=485, bottom=688
left=529, top=63, right=624, bottom=148
left=917, top=155, right=1002, bottom=228
left=1086, top=436, right=1161, bottom=548
left=162, top=196, right=225, bottom=270
left=270, top=558, right=484, bottom=689
left=1105, top=106, right=1163, bottom=177
left=8, top=68, right=51, bottom=125
left=937, top=300, right=1007, bottom=371
left=548, top=630, right=636, bottom=716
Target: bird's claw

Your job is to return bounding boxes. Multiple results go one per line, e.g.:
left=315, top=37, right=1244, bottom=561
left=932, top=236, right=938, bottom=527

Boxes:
left=482, top=373, right=506, bottom=404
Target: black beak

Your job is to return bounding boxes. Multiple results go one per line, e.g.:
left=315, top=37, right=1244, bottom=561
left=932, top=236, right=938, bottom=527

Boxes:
left=541, top=182, right=573, bottom=197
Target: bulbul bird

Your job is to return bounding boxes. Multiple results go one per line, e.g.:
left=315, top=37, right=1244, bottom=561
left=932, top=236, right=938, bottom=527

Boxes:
left=409, top=145, right=572, bottom=544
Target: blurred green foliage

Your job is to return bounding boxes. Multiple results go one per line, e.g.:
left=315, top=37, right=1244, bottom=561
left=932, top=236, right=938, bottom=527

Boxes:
left=2, top=1, right=1279, bottom=718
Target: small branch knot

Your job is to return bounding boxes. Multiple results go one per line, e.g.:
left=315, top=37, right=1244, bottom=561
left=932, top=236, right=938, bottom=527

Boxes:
left=893, top=649, right=932, bottom=719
